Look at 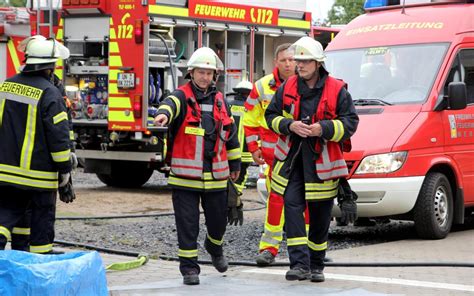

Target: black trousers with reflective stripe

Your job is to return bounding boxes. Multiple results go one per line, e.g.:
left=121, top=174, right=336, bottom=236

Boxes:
left=11, top=205, right=32, bottom=251
left=172, top=188, right=227, bottom=275
left=308, top=199, right=333, bottom=270
left=0, top=186, right=56, bottom=251
left=284, top=161, right=333, bottom=271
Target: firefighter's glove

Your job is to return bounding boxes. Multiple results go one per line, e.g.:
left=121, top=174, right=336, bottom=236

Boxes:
left=227, top=179, right=244, bottom=226
left=70, top=152, right=78, bottom=170
left=337, top=180, right=358, bottom=224
left=58, top=173, right=70, bottom=188
left=58, top=176, right=76, bottom=203
left=228, top=202, right=244, bottom=226
left=339, top=199, right=357, bottom=225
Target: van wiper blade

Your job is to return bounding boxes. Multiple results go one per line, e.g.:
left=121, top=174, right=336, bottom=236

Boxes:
left=353, top=99, right=393, bottom=106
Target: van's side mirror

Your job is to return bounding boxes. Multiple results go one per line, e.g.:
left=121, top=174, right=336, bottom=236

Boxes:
left=446, top=82, right=467, bottom=110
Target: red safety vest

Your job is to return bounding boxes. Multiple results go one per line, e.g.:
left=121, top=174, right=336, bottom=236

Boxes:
left=170, top=83, right=233, bottom=180
left=274, top=75, right=350, bottom=180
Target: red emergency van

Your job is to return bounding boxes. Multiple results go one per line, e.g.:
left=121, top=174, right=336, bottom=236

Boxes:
left=325, top=0, right=474, bottom=239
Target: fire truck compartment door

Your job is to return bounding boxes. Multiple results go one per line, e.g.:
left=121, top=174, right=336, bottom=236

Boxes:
left=64, top=17, right=109, bottom=41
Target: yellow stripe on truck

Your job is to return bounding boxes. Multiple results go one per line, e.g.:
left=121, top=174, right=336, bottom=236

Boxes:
left=109, top=69, right=123, bottom=80
left=109, top=42, right=119, bottom=53
left=149, top=5, right=189, bottom=17
left=109, top=56, right=123, bottom=67
left=109, top=97, right=131, bottom=108
left=278, top=18, right=311, bottom=30
left=109, top=110, right=134, bottom=122
left=108, top=83, right=119, bottom=95
left=7, top=39, right=20, bottom=74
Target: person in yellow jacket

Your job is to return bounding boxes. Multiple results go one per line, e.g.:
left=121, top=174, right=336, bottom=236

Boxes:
left=243, top=43, right=299, bottom=265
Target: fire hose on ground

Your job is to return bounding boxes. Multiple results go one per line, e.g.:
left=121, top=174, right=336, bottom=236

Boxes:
left=54, top=198, right=474, bottom=270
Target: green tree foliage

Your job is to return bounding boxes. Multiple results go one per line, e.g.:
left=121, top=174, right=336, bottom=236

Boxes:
left=10, top=0, right=26, bottom=7
left=0, top=0, right=26, bottom=7
left=328, top=0, right=365, bottom=25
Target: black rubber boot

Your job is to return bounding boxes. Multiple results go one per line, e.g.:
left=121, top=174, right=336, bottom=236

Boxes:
left=204, top=239, right=228, bottom=273
left=183, top=273, right=200, bottom=285
left=285, top=267, right=310, bottom=281
left=210, top=255, right=228, bottom=273
left=255, top=249, right=275, bottom=266
left=310, top=269, right=325, bottom=282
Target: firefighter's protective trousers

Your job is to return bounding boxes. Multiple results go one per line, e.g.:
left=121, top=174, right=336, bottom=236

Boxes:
left=11, top=205, right=32, bottom=251
left=258, top=167, right=311, bottom=256
left=0, top=186, right=56, bottom=253
left=172, top=188, right=227, bottom=275
left=281, top=156, right=333, bottom=270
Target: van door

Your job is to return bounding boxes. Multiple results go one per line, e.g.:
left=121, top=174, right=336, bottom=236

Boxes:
left=441, top=48, right=474, bottom=202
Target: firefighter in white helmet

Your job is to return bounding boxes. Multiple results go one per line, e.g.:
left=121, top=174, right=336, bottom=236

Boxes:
left=226, top=80, right=253, bottom=194
left=265, top=36, right=359, bottom=282
left=154, top=47, right=241, bottom=285
left=0, top=36, right=73, bottom=254
left=5, top=36, right=77, bottom=253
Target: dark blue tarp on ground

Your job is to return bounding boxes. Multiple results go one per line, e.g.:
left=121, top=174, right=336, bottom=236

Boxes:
left=0, top=250, right=108, bottom=296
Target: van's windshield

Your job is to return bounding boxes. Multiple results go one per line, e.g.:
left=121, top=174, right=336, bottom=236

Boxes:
left=325, top=43, right=448, bottom=105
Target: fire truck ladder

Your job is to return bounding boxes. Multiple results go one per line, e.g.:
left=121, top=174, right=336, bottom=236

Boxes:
left=31, top=0, right=55, bottom=38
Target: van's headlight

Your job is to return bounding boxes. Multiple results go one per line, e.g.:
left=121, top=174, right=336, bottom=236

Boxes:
left=355, top=151, right=407, bottom=174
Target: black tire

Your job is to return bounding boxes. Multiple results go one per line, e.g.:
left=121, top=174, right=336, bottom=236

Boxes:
left=96, top=161, right=154, bottom=188
left=414, top=172, right=453, bottom=239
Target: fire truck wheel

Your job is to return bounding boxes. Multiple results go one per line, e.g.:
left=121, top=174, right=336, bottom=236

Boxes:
left=96, top=161, right=154, bottom=188
left=413, top=172, right=453, bottom=239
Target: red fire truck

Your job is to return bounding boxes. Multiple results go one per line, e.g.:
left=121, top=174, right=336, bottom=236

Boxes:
left=23, top=0, right=310, bottom=188
left=325, top=0, right=474, bottom=239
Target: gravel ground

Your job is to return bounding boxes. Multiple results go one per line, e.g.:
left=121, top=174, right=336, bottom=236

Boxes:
left=56, top=216, right=417, bottom=262
left=56, top=168, right=474, bottom=262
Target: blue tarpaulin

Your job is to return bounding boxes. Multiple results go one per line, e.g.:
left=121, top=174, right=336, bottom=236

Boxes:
left=0, top=250, right=108, bottom=296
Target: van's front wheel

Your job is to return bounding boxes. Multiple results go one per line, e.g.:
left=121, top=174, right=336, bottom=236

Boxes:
left=414, top=172, right=453, bottom=239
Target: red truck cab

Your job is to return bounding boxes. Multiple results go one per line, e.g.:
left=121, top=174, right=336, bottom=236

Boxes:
left=325, top=0, right=474, bottom=239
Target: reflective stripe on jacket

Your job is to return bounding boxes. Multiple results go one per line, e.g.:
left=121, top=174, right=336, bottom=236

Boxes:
left=0, top=74, right=72, bottom=190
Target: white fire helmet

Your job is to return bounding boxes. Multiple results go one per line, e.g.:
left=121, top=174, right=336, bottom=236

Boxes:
left=187, top=47, right=224, bottom=71
left=290, top=36, right=326, bottom=62
left=20, top=35, right=70, bottom=65
left=233, top=80, right=253, bottom=92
